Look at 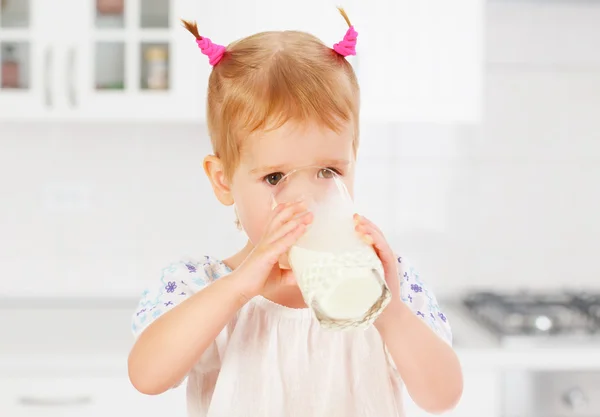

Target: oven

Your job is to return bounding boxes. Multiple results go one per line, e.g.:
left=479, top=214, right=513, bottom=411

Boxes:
left=503, top=370, right=600, bottom=417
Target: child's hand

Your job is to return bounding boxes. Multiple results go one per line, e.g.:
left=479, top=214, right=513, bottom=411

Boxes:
left=235, top=201, right=313, bottom=299
left=353, top=214, right=400, bottom=302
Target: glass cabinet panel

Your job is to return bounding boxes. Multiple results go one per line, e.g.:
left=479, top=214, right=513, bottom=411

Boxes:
left=91, top=0, right=172, bottom=93
left=0, top=0, right=30, bottom=28
left=140, top=42, right=169, bottom=90
left=140, top=0, right=169, bottom=29
left=95, top=42, right=126, bottom=90
left=95, top=0, right=125, bottom=29
left=0, top=41, right=30, bottom=90
left=0, top=0, right=34, bottom=107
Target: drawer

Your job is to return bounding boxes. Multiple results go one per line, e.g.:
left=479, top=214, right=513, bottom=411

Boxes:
left=0, top=376, right=186, bottom=417
left=402, top=370, right=500, bottom=417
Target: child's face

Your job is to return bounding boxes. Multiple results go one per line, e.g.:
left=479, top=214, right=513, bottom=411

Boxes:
left=231, top=121, right=356, bottom=244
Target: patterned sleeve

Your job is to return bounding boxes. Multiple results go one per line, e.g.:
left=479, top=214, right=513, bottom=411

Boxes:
left=397, top=255, right=452, bottom=345
left=131, top=258, right=213, bottom=339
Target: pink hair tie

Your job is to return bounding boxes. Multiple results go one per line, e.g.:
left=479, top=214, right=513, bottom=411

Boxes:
left=196, top=37, right=226, bottom=66
left=333, top=26, right=358, bottom=57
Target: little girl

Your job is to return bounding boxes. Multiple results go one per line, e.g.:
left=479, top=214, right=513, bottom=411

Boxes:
left=128, top=9, right=463, bottom=417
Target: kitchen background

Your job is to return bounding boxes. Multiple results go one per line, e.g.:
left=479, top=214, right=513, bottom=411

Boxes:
left=1, top=0, right=599, bottom=416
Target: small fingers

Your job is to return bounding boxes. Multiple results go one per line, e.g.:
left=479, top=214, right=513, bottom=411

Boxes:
left=269, top=201, right=309, bottom=231
left=354, top=214, right=395, bottom=263
left=354, top=226, right=373, bottom=245
left=269, top=223, right=308, bottom=259
left=354, top=213, right=384, bottom=236
left=267, top=211, right=313, bottom=244
left=354, top=214, right=377, bottom=245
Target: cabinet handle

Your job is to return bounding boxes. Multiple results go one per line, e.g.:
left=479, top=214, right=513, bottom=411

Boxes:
left=18, top=395, right=93, bottom=407
left=67, top=47, right=78, bottom=107
left=44, top=46, right=53, bottom=108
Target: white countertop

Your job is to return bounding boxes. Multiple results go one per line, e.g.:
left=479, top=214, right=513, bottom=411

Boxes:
left=457, top=347, right=600, bottom=370
left=4, top=346, right=600, bottom=377
left=2, top=297, right=600, bottom=375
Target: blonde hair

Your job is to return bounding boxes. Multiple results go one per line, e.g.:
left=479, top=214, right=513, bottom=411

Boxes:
left=182, top=9, right=360, bottom=179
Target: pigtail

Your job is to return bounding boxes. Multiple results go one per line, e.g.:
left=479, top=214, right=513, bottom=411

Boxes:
left=181, top=19, right=226, bottom=66
left=181, top=19, right=202, bottom=40
left=332, top=7, right=358, bottom=57
left=337, top=7, right=352, bottom=28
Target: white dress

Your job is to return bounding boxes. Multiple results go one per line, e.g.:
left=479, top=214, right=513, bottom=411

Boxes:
left=132, top=255, right=452, bottom=417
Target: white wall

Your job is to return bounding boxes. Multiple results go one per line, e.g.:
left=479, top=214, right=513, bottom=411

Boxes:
left=0, top=123, right=244, bottom=297
left=453, top=1, right=600, bottom=294
left=1, top=1, right=599, bottom=298
left=394, top=1, right=600, bottom=296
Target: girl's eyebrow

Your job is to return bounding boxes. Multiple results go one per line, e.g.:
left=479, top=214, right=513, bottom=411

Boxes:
left=249, top=159, right=351, bottom=175
left=249, top=164, right=290, bottom=175
left=322, top=159, right=352, bottom=167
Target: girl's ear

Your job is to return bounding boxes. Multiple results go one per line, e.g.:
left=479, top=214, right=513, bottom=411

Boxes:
left=203, top=155, right=234, bottom=206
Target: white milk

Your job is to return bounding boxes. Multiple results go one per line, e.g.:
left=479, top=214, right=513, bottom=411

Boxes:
left=289, top=246, right=384, bottom=319
left=287, top=192, right=389, bottom=323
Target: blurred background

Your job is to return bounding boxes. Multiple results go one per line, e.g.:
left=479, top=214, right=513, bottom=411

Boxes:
left=1, top=0, right=599, bottom=416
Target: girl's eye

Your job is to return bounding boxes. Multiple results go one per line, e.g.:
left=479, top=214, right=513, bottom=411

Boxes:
left=264, top=172, right=284, bottom=186
left=317, top=168, right=340, bottom=179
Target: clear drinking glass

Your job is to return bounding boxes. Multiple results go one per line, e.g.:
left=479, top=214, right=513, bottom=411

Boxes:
left=271, top=166, right=391, bottom=330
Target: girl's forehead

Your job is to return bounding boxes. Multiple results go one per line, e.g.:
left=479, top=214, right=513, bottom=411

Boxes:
left=241, top=121, right=356, bottom=166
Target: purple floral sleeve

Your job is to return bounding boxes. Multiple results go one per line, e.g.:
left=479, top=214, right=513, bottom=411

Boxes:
left=131, top=257, right=215, bottom=338
left=397, top=256, right=452, bottom=345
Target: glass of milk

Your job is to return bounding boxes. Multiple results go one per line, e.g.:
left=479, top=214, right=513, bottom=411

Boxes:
left=272, top=166, right=391, bottom=330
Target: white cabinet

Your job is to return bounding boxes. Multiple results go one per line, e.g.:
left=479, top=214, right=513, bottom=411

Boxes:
left=0, top=375, right=187, bottom=417
left=356, top=0, right=484, bottom=123
left=1, top=0, right=483, bottom=123
left=403, top=370, right=500, bottom=417
left=0, top=0, right=207, bottom=121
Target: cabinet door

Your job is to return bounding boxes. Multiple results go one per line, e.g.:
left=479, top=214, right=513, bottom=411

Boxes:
left=402, top=370, right=499, bottom=417
left=448, top=370, right=499, bottom=417
left=52, top=0, right=207, bottom=121
left=0, top=0, right=58, bottom=119
left=0, top=375, right=187, bottom=417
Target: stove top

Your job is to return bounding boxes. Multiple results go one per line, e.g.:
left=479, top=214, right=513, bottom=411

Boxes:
left=462, top=291, right=600, bottom=338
